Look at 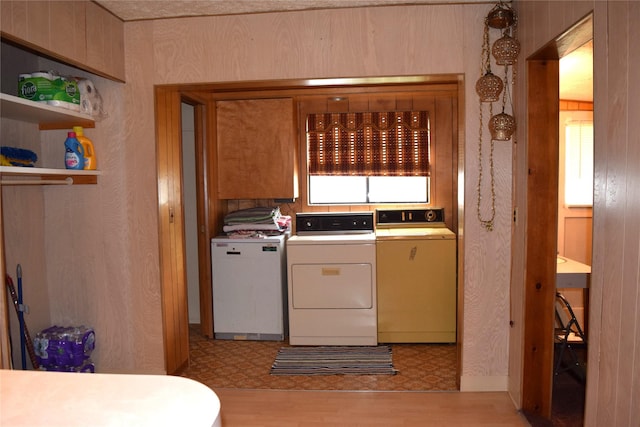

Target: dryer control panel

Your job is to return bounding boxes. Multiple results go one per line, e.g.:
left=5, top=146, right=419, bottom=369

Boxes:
left=296, top=212, right=374, bottom=234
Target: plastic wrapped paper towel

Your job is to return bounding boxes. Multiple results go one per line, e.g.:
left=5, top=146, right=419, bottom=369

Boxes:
left=78, top=79, right=106, bottom=120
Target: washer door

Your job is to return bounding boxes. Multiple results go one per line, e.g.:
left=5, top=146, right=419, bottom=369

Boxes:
left=290, top=263, right=373, bottom=309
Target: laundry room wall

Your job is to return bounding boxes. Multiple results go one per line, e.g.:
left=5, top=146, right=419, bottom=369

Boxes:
left=120, top=3, right=513, bottom=388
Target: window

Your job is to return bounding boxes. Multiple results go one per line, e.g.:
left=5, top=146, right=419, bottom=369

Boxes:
left=306, top=111, right=430, bottom=204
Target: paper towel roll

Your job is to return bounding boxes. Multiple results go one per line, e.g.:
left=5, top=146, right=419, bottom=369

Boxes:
left=78, top=79, right=95, bottom=115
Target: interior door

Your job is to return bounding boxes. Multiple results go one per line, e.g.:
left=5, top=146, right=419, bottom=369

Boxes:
left=156, top=87, right=190, bottom=374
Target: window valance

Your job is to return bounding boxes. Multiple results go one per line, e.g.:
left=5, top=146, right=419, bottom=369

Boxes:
left=307, top=111, right=430, bottom=176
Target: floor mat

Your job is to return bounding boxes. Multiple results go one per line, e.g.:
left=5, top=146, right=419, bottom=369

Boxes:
left=270, top=346, right=397, bottom=375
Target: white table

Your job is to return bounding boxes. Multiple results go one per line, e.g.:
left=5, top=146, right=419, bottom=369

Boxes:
left=556, top=256, right=591, bottom=333
left=556, top=256, right=591, bottom=288
left=0, top=370, right=221, bottom=427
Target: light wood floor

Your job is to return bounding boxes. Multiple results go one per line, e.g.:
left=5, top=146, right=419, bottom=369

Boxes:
left=215, top=388, right=530, bottom=426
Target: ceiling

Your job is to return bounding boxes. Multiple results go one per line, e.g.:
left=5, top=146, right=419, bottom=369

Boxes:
left=94, top=0, right=592, bottom=101
left=94, top=0, right=492, bottom=21
left=560, top=40, right=593, bottom=102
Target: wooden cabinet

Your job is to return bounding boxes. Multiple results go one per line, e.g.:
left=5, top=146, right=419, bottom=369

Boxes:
left=0, top=0, right=124, bottom=82
left=216, top=98, right=299, bottom=200
left=85, top=1, right=124, bottom=81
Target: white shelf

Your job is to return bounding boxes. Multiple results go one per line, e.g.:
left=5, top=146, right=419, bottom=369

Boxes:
left=0, top=166, right=100, bottom=185
left=0, top=93, right=94, bottom=129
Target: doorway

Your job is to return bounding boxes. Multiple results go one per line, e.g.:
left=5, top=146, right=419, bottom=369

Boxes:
left=156, top=77, right=465, bottom=382
left=522, top=14, right=593, bottom=418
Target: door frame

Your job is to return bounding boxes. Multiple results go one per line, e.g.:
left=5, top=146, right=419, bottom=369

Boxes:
left=156, top=76, right=465, bottom=379
left=521, top=14, right=593, bottom=417
left=155, top=86, right=216, bottom=374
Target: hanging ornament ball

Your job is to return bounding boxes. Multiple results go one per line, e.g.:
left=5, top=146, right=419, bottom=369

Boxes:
left=492, top=34, right=521, bottom=65
left=489, top=112, right=516, bottom=141
left=476, top=71, right=504, bottom=102
left=487, top=6, right=516, bottom=29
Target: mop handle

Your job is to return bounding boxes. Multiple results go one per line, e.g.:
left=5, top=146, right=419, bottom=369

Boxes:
left=17, top=264, right=26, bottom=370
left=6, top=274, right=39, bottom=370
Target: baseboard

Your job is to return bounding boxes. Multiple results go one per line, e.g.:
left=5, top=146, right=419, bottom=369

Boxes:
left=460, top=375, right=509, bottom=391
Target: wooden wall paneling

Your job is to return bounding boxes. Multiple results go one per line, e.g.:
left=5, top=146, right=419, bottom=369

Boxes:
left=156, top=87, right=190, bottom=374
left=563, top=217, right=592, bottom=264
left=395, top=93, right=413, bottom=111
left=346, top=94, right=370, bottom=112
left=582, top=4, right=606, bottom=423
left=595, top=2, right=638, bottom=424
left=522, top=59, right=560, bottom=418
left=326, top=97, right=349, bottom=112
left=625, top=5, right=640, bottom=425
left=434, top=95, right=456, bottom=231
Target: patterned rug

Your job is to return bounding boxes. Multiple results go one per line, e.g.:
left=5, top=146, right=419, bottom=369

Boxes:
left=270, top=346, right=397, bottom=376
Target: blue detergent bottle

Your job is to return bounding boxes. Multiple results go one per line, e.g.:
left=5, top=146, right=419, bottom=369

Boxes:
left=64, top=131, right=85, bottom=170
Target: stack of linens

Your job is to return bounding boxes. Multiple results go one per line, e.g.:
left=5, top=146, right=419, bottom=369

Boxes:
left=223, top=206, right=291, bottom=238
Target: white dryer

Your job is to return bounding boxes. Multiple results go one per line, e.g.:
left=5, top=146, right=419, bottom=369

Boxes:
left=287, top=212, right=377, bottom=346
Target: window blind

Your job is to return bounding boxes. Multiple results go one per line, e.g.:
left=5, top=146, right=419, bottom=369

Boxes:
left=307, top=111, right=430, bottom=176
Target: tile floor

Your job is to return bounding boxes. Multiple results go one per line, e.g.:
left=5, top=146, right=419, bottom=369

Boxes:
left=181, top=326, right=458, bottom=391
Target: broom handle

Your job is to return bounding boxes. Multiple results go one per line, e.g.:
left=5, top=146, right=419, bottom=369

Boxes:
left=6, top=275, right=39, bottom=370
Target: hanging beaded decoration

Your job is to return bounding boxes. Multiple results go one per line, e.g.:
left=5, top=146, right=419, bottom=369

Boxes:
left=476, top=1, right=518, bottom=231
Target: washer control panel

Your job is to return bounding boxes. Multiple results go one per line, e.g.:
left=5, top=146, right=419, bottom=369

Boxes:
left=376, top=208, right=445, bottom=225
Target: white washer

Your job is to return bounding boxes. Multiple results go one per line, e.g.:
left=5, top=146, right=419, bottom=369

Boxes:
left=287, top=213, right=377, bottom=346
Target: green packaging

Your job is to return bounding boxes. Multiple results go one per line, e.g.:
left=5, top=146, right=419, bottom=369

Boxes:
left=18, top=73, right=80, bottom=108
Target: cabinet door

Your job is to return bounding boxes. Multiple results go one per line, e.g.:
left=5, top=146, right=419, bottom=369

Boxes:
left=50, top=1, right=87, bottom=65
left=0, top=1, right=50, bottom=49
left=1, top=1, right=123, bottom=82
left=216, top=98, right=299, bottom=199
left=85, top=1, right=125, bottom=81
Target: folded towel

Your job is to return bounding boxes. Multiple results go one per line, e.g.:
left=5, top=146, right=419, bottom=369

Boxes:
left=224, top=206, right=280, bottom=224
